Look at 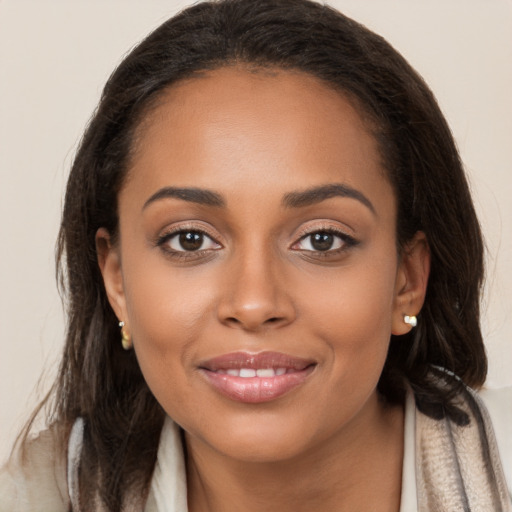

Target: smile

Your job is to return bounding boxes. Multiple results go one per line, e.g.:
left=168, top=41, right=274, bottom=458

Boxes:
left=199, top=351, right=316, bottom=403
left=215, top=368, right=289, bottom=377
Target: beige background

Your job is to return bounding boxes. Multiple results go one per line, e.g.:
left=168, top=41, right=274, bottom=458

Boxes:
left=1, top=0, right=511, bottom=463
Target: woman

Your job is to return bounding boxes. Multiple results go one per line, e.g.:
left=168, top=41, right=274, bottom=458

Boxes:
left=1, top=0, right=511, bottom=510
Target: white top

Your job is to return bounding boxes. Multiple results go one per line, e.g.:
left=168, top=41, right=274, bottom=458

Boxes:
left=398, top=390, right=417, bottom=512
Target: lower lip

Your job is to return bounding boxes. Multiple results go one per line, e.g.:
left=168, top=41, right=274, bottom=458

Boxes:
left=200, top=366, right=315, bottom=403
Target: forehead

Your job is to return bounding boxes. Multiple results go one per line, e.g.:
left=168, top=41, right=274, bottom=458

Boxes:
left=125, top=66, right=392, bottom=215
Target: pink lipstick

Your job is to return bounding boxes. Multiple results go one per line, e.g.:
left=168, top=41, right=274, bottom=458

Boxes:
left=199, top=351, right=316, bottom=403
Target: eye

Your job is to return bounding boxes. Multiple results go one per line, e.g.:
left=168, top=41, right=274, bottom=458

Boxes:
left=293, top=230, right=355, bottom=253
left=162, top=230, right=221, bottom=252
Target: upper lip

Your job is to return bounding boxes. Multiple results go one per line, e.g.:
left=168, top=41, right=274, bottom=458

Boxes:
left=199, top=351, right=315, bottom=371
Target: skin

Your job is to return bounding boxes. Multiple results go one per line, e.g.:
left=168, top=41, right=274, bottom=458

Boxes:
left=97, top=67, right=430, bottom=512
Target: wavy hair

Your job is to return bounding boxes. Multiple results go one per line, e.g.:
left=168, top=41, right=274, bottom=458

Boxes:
left=29, top=0, right=486, bottom=507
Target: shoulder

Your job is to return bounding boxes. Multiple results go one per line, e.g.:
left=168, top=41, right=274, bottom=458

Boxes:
left=478, top=386, right=512, bottom=490
left=0, top=426, right=69, bottom=512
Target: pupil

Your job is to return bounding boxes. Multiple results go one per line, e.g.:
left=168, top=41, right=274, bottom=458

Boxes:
left=179, top=231, right=203, bottom=251
left=311, top=232, right=334, bottom=251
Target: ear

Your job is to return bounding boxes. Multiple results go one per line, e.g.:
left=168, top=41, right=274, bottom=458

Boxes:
left=96, top=227, right=128, bottom=325
left=391, top=231, right=430, bottom=335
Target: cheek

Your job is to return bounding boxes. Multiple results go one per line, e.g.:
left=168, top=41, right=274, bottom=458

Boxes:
left=120, top=255, right=217, bottom=403
left=300, top=254, right=397, bottom=381
left=123, top=249, right=216, bottom=341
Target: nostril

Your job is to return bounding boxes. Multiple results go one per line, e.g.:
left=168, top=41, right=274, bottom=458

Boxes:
left=222, top=315, right=285, bottom=330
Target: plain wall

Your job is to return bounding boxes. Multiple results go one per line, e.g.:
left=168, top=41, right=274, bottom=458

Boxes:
left=1, top=0, right=511, bottom=463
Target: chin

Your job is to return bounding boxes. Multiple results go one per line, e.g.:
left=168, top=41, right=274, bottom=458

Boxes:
left=186, top=412, right=319, bottom=464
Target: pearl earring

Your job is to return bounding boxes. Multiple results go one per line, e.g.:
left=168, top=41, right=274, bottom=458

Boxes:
left=403, top=315, right=417, bottom=327
left=119, top=321, right=132, bottom=350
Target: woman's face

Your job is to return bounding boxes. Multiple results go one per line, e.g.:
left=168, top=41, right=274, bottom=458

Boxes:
left=99, top=67, right=428, bottom=463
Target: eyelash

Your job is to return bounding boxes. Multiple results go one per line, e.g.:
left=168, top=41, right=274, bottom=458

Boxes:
left=291, top=227, right=358, bottom=256
left=156, top=225, right=359, bottom=261
left=156, top=226, right=222, bottom=260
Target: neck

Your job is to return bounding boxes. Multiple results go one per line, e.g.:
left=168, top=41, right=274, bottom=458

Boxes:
left=185, top=395, right=404, bottom=512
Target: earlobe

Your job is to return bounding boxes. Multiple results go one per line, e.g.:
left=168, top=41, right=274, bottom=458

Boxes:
left=391, top=231, right=430, bottom=336
left=95, top=228, right=127, bottom=323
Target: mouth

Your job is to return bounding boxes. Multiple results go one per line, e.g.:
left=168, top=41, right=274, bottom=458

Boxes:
left=198, top=351, right=316, bottom=403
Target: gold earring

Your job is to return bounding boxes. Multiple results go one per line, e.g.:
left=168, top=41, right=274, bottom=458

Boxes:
left=403, top=315, right=417, bottom=327
left=119, top=321, right=132, bottom=350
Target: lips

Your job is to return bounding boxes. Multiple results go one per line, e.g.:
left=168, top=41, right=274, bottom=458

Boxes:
left=199, top=351, right=316, bottom=403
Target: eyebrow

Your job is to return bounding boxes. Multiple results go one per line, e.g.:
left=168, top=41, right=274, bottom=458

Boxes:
left=282, top=183, right=376, bottom=214
left=143, top=186, right=225, bottom=210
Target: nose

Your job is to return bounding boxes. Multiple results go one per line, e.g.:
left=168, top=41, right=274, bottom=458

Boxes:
left=216, top=248, right=296, bottom=332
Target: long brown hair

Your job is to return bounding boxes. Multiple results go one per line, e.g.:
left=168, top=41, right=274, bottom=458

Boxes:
left=30, top=0, right=486, bottom=507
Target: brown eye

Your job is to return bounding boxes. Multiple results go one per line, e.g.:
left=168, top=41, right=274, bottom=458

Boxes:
left=164, top=230, right=220, bottom=252
left=297, top=231, right=341, bottom=252
left=179, top=231, right=204, bottom=251
left=310, top=232, right=335, bottom=251
left=293, top=229, right=356, bottom=254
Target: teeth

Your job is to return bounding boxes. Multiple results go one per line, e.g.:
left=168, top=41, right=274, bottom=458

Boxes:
left=256, top=368, right=275, bottom=377
left=216, top=367, right=290, bottom=377
left=239, top=368, right=256, bottom=378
